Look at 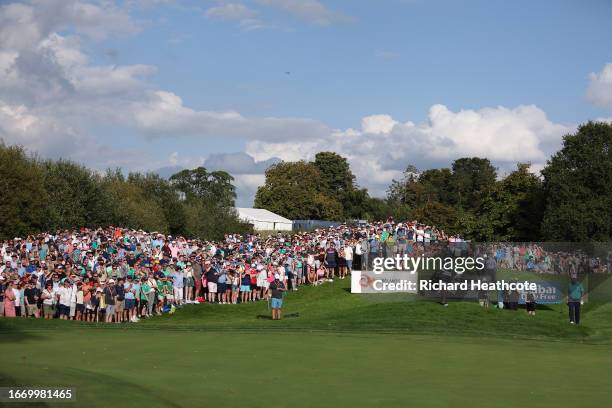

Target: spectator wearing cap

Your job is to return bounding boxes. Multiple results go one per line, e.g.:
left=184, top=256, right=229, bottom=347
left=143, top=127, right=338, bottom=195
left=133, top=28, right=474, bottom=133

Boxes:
left=41, top=281, right=56, bottom=319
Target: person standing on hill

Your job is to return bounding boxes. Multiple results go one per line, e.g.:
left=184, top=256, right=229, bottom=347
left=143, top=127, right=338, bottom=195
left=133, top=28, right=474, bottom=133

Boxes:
left=360, top=236, right=369, bottom=271
left=324, top=244, right=338, bottom=279
left=568, top=278, right=584, bottom=325
left=269, top=273, right=286, bottom=320
left=3, top=281, right=16, bottom=317
left=192, top=257, right=203, bottom=299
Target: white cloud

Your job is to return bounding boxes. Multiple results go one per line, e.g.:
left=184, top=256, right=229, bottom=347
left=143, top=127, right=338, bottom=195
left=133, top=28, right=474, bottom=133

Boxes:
left=0, top=2, right=295, bottom=149
left=205, top=2, right=264, bottom=30
left=0, top=0, right=577, bottom=205
left=587, top=63, right=612, bottom=109
left=361, top=114, right=398, bottom=134
left=131, top=90, right=330, bottom=141
left=0, top=100, right=151, bottom=169
left=257, top=0, right=349, bottom=25
left=0, top=0, right=159, bottom=170
left=233, top=173, right=266, bottom=206
left=206, top=2, right=256, bottom=20
left=246, top=105, right=572, bottom=196
left=203, top=152, right=280, bottom=174
left=169, top=151, right=179, bottom=165
left=0, top=0, right=137, bottom=51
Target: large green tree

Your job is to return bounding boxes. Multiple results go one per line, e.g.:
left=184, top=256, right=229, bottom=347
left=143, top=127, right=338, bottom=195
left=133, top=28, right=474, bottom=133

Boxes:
left=0, top=142, right=249, bottom=240
left=479, top=163, right=544, bottom=241
left=127, top=172, right=186, bottom=235
left=451, top=157, right=497, bottom=211
left=541, top=122, right=612, bottom=241
left=314, top=151, right=372, bottom=219
left=254, top=161, right=336, bottom=220
left=170, top=167, right=236, bottom=207
left=313, top=152, right=355, bottom=197
left=102, top=170, right=169, bottom=233
left=43, top=160, right=112, bottom=230
left=0, top=144, right=47, bottom=238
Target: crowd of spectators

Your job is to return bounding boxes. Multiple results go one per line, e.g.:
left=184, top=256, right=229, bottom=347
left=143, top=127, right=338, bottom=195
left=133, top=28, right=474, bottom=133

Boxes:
left=2, top=221, right=609, bottom=322
left=485, top=243, right=612, bottom=275
left=0, top=220, right=452, bottom=322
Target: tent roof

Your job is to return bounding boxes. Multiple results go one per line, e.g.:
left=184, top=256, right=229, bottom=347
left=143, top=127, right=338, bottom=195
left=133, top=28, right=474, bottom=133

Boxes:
left=235, top=208, right=293, bottom=223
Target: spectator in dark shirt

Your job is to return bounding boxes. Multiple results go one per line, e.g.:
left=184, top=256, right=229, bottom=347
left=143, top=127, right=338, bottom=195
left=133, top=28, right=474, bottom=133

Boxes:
left=24, top=281, right=40, bottom=318
left=205, top=263, right=219, bottom=303
left=269, top=274, right=286, bottom=320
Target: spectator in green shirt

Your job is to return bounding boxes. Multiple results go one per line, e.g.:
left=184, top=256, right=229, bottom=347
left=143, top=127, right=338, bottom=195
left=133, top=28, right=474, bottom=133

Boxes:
left=567, top=278, right=584, bottom=325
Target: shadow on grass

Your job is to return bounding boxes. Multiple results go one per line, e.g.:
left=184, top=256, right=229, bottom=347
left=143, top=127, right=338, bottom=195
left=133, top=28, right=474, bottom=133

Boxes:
left=0, top=318, right=44, bottom=344
left=256, top=313, right=300, bottom=320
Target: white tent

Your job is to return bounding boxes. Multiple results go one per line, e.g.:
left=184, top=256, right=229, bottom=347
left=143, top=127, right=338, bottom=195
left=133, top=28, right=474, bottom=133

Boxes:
left=235, top=208, right=293, bottom=231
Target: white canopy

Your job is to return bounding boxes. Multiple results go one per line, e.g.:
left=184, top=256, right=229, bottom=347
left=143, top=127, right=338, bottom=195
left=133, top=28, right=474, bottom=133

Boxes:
left=235, top=208, right=293, bottom=231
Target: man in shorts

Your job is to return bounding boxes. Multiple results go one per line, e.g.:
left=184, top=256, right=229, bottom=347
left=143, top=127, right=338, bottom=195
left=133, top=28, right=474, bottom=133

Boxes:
left=104, top=279, right=117, bottom=323
left=57, top=279, right=73, bottom=320
left=124, top=276, right=139, bottom=322
left=24, top=280, right=40, bottom=318
left=115, top=278, right=125, bottom=323
left=41, top=281, right=56, bottom=319
left=206, top=262, right=218, bottom=303
left=269, top=274, right=286, bottom=320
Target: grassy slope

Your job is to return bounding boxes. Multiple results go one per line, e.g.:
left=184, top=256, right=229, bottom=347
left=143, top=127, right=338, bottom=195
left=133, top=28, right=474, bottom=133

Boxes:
left=2, top=277, right=612, bottom=407
left=3, top=277, right=611, bottom=342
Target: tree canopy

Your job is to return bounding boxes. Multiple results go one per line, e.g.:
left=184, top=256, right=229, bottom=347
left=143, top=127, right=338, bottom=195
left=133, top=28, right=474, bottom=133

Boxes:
left=254, top=153, right=370, bottom=221
left=541, top=122, right=612, bottom=241
left=0, top=143, right=250, bottom=240
left=3, top=121, right=611, bottom=242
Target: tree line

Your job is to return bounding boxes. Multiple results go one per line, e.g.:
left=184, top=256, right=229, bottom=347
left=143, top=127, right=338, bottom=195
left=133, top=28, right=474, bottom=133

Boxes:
left=254, top=122, right=611, bottom=242
left=2, top=121, right=610, bottom=242
left=0, top=145, right=251, bottom=240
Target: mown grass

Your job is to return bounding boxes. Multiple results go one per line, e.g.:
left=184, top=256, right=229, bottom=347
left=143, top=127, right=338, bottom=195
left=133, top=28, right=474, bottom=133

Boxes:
left=3, top=276, right=611, bottom=342
left=2, top=276, right=612, bottom=407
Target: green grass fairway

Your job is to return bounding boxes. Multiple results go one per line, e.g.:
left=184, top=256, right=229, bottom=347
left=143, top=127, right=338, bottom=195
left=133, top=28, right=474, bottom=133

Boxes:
left=2, top=278, right=612, bottom=407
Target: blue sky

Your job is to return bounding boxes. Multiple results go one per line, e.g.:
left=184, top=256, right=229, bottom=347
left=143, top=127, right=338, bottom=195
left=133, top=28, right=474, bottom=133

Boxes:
left=1, top=0, right=612, bottom=205
left=117, top=0, right=612, bottom=124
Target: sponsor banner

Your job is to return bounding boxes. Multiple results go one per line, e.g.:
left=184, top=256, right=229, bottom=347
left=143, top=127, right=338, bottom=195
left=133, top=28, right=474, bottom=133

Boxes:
left=351, top=270, right=418, bottom=294
left=519, top=281, right=563, bottom=305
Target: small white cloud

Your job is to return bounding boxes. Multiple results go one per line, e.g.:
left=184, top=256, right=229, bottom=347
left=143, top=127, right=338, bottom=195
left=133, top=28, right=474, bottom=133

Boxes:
left=206, top=2, right=257, bottom=20
left=205, top=2, right=264, bottom=30
left=587, top=63, right=612, bottom=109
left=257, top=0, right=350, bottom=25
left=361, top=114, right=397, bottom=134
left=169, top=151, right=179, bottom=165
left=376, top=51, right=400, bottom=60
